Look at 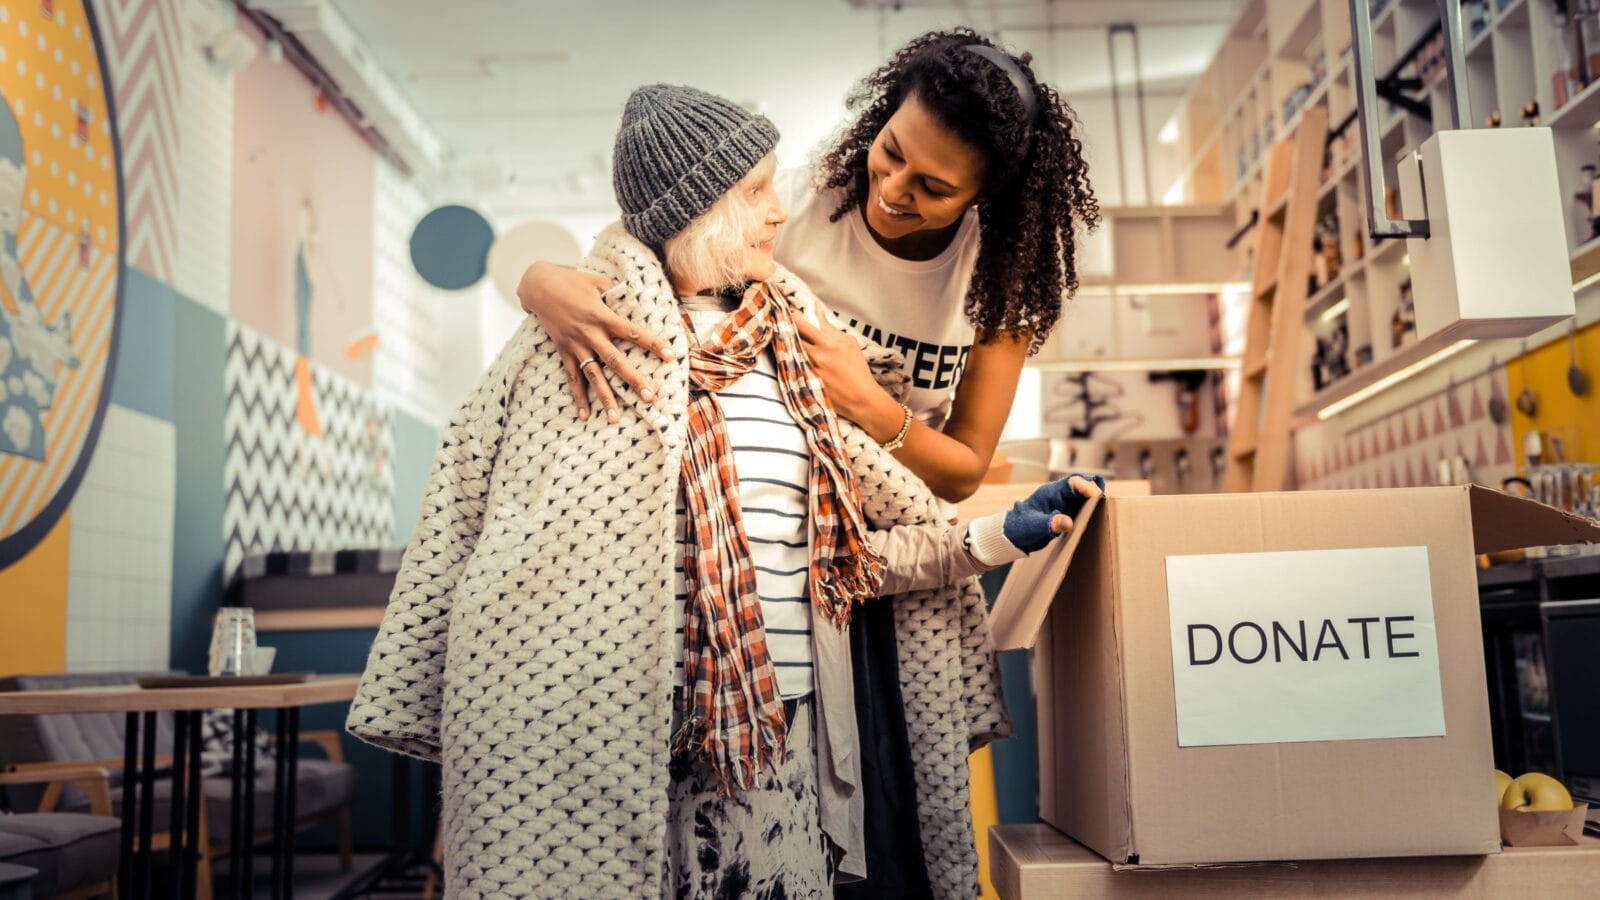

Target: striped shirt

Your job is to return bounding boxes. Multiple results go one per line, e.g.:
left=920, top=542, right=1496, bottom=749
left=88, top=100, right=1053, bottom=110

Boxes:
left=675, top=296, right=815, bottom=699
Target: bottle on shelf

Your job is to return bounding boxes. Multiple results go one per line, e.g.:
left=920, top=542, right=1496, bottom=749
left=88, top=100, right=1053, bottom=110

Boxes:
left=1486, top=109, right=1503, bottom=127
left=1551, top=7, right=1583, bottom=108
left=1392, top=277, right=1417, bottom=350
left=1584, top=8, right=1600, bottom=90
left=1321, top=213, right=1342, bottom=280
left=1577, top=163, right=1598, bottom=241
left=1521, top=99, right=1542, bottom=126
left=1467, top=0, right=1491, bottom=40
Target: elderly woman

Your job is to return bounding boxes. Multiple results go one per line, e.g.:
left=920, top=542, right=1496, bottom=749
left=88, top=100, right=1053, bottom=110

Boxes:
left=348, top=84, right=1098, bottom=899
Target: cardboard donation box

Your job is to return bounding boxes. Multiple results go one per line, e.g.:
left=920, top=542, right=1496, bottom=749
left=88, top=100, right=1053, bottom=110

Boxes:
left=989, top=485, right=1600, bottom=867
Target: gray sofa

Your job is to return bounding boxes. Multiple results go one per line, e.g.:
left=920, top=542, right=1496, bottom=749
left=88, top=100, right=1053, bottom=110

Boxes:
left=0, top=766, right=119, bottom=899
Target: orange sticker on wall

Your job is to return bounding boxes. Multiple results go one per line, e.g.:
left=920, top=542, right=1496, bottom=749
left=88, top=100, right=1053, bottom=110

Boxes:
left=0, top=0, right=123, bottom=567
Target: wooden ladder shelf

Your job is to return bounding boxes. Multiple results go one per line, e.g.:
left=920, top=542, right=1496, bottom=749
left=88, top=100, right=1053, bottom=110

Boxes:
left=1224, top=106, right=1329, bottom=492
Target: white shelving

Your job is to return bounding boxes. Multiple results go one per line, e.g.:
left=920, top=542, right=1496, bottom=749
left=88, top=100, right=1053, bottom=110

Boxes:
left=1158, top=0, right=1600, bottom=424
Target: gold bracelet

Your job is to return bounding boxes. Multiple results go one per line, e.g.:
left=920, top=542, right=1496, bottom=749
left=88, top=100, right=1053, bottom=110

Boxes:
left=881, top=404, right=913, bottom=452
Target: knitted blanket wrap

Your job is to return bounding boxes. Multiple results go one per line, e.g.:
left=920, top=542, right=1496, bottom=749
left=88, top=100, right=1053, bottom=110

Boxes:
left=346, top=223, right=1011, bottom=898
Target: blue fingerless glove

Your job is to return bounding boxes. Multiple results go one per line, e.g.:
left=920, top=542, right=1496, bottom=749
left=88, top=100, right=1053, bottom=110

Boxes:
left=1002, top=474, right=1106, bottom=553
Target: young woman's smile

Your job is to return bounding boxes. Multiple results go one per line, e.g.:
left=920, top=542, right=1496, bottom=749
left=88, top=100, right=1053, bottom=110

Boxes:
left=863, top=91, right=986, bottom=250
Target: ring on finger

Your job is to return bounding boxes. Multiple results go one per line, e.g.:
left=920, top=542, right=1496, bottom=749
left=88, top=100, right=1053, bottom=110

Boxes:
left=579, top=357, right=603, bottom=374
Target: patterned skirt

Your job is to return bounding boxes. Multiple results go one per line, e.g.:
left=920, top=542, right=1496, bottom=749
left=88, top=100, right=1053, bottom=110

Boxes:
left=664, top=695, right=831, bottom=899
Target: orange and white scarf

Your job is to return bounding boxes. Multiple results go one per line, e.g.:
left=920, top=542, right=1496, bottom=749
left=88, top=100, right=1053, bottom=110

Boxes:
left=674, top=282, right=884, bottom=793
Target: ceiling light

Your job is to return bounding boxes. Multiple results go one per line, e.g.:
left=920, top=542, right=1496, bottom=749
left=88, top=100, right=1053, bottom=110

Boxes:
left=1320, top=298, right=1350, bottom=323
left=1158, top=118, right=1179, bottom=144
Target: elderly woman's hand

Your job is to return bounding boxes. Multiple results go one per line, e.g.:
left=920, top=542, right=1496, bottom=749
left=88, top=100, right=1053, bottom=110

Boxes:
left=793, top=308, right=906, bottom=442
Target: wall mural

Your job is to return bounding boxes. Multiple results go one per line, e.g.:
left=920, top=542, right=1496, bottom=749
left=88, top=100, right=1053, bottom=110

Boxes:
left=0, top=0, right=123, bottom=567
left=222, top=320, right=394, bottom=579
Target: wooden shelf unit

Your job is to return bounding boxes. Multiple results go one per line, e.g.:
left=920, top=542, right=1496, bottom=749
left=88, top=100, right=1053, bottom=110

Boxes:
left=1224, top=106, right=1329, bottom=491
left=1154, top=0, right=1600, bottom=430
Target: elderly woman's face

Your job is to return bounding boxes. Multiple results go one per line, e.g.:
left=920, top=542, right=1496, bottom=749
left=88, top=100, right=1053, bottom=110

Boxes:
left=735, top=154, right=787, bottom=282
left=664, top=153, right=788, bottom=294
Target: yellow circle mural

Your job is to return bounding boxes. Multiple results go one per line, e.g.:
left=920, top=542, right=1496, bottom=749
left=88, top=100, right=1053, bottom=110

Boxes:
left=0, top=0, right=123, bottom=566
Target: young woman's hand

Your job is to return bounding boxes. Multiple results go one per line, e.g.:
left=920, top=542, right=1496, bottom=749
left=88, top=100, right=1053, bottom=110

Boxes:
left=516, top=262, right=675, bottom=423
left=793, top=309, right=906, bottom=442
left=1003, top=474, right=1106, bottom=552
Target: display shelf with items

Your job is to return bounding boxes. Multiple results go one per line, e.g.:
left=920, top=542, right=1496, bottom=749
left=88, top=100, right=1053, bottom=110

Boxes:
left=1160, top=0, right=1600, bottom=426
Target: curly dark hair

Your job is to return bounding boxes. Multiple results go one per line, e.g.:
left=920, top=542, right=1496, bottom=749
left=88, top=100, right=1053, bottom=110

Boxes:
left=816, top=28, right=1100, bottom=355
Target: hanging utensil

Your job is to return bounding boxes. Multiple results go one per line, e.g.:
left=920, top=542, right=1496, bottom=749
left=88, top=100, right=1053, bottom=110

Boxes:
left=1487, top=358, right=1510, bottom=424
left=1566, top=321, right=1591, bottom=397
left=1515, top=343, right=1539, bottom=418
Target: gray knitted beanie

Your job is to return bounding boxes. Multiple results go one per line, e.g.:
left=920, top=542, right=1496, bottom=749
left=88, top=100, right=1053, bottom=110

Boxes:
left=612, top=84, right=780, bottom=246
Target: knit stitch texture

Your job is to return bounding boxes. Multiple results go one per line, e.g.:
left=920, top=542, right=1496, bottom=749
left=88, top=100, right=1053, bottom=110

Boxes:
left=347, top=223, right=1011, bottom=898
left=613, top=84, right=780, bottom=245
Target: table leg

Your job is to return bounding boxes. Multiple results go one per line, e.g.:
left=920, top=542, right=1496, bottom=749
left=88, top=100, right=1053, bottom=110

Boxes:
left=284, top=707, right=299, bottom=892
left=269, top=707, right=301, bottom=900
left=184, top=713, right=203, bottom=900
left=170, top=711, right=190, bottom=898
left=243, top=709, right=257, bottom=892
left=118, top=712, right=138, bottom=900
left=271, top=708, right=287, bottom=900
left=138, top=711, right=157, bottom=899
left=230, top=709, right=245, bottom=900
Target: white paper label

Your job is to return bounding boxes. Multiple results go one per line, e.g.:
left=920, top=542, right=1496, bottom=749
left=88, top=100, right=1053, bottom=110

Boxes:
left=1166, top=546, right=1445, bottom=748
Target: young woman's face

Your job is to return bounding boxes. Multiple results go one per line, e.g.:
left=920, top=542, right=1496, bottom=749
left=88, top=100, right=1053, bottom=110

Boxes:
left=738, top=153, right=787, bottom=282
left=864, top=91, right=987, bottom=241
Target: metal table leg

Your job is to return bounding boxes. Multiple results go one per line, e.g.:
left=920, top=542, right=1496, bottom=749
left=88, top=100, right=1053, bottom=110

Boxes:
left=118, top=712, right=138, bottom=900
left=284, top=707, right=299, bottom=891
left=138, top=711, right=157, bottom=899
left=271, top=707, right=301, bottom=900
left=170, top=711, right=190, bottom=898
left=185, top=712, right=204, bottom=900
left=271, top=709, right=285, bottom=899
left=229, top=709, right=246, bottom=900
left=243, top=709, right=257, bottom=890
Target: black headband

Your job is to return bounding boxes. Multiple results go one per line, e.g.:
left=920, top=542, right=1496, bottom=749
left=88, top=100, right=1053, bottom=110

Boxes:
left=962, top=44, right=1039, bottom=125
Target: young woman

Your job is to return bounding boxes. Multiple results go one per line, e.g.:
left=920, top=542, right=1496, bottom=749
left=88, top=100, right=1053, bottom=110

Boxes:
left=349, top=84, right=1100, bottom=898
left=517, top=28, right=1099, bottom=504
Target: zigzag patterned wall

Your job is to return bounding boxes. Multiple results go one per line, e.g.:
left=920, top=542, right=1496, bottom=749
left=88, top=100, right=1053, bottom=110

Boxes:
left=223, top=322, right=393, bottom=578
left=99, top=0, right=180, bottom=283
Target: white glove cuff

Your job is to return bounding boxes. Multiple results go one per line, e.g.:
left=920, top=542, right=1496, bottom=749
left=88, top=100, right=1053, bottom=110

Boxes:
left=966, top=513, right=1028, bottom=567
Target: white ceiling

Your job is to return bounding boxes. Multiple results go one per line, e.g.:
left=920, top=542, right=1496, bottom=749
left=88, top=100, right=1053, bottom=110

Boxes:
left=327, top=0, right=1241, bottom=222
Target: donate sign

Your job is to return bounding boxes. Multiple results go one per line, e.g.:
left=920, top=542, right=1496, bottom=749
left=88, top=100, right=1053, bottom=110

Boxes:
left=1166, top=546, right=1446, bottom=748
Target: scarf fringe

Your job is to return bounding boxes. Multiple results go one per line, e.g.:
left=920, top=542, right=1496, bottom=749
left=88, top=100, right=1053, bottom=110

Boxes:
left=671, top=703, right=789, bottom=796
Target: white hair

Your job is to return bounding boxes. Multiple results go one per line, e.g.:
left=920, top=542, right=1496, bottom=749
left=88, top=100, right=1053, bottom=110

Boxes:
left=662, top=179, right=762, bottom=293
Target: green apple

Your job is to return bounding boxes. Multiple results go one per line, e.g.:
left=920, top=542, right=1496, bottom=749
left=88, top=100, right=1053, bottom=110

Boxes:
left=1495, top=769, right=1513, bottom=805
left=1499, top=772, right=1574, bottom=812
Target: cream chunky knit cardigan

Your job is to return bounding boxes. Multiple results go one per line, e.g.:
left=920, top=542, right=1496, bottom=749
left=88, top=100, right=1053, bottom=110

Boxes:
left=347, top=224, right=1012, bottom=898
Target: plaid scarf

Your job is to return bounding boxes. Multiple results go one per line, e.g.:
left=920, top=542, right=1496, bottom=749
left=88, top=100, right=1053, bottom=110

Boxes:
left=673, top=282, right=884, bottom=794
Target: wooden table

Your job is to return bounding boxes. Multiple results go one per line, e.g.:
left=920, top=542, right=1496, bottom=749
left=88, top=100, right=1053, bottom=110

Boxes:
left=0, top=675, right=359, bottom=900
left=990, top=824, right=1600, bottom=898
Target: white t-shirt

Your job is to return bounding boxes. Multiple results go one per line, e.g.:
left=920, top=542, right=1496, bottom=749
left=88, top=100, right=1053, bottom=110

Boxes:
left=673, top=296, right=816, bottom=700
left=773, top=169, right=980, bottom=432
